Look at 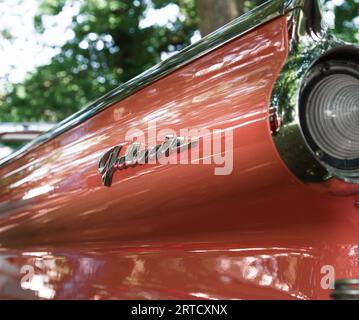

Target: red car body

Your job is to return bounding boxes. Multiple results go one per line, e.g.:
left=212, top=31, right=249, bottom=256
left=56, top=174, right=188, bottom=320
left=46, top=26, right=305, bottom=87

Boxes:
left=0, top=0, right=358, bottom=299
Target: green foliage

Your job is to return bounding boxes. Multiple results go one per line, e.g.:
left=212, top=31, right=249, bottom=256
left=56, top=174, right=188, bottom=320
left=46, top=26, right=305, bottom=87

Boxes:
left=1, top=0, right=197, bottom=122
left=331, top=0, right=359, bottom=42
left=0, top=29, right=12, bottom=40
left=0, top=0, right=358, bottom=123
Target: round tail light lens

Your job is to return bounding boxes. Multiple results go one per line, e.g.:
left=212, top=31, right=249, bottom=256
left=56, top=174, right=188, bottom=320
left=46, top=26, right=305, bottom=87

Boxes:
left=299, top=60, right=359, bottom=180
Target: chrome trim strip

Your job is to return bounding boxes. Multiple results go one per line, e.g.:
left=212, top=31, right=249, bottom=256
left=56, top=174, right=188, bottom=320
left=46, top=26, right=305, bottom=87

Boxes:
left=331, top=279, right=359, bottom=300
left=0, top=0, right=300, bottom=168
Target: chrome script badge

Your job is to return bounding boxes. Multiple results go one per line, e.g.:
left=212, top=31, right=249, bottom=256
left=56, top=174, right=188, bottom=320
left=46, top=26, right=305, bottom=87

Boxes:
left=98, top=135, right=193, bottom=187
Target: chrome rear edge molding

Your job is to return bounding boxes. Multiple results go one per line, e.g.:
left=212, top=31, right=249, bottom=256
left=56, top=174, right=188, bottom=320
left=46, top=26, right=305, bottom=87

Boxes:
left=0, top=0, right=310, bottom=168
left=331, top=279, right=359, bottom=300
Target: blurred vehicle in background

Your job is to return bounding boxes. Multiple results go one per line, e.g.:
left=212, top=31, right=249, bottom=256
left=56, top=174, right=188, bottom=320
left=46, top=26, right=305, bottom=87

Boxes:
left=0, top=123, right=54, bottom=159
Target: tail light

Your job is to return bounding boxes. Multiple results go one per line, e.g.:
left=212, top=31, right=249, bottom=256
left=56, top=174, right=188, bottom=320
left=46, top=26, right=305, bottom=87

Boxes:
left=299, top=60, right=359, bottom=181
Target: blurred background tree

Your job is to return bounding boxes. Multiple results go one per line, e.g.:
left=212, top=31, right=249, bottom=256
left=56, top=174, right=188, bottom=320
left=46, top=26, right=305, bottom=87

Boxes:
left=0, top=0, right=200, bottom=122
left=326, top=0, right=359, bottom=43
left=197, top=0, right=246, bottom=36
left=0, top=0, right=357, bottom=123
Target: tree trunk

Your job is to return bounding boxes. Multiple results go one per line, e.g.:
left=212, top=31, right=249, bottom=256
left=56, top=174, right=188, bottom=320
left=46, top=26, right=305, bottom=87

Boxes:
left=197, top=0, right=244, bottom=36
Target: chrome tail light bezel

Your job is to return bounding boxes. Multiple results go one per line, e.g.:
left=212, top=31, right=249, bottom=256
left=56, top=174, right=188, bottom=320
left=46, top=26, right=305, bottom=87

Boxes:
left=298, top=60, right=359, bottom=182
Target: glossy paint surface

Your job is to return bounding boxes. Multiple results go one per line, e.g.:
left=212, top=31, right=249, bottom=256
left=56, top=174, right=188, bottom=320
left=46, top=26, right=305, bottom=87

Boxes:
left=0, top=17, right=358, bottom=299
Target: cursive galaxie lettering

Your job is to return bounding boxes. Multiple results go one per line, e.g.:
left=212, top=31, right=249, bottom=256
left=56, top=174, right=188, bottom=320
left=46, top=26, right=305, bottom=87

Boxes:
left=98, top=135, right=193, bottom=187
